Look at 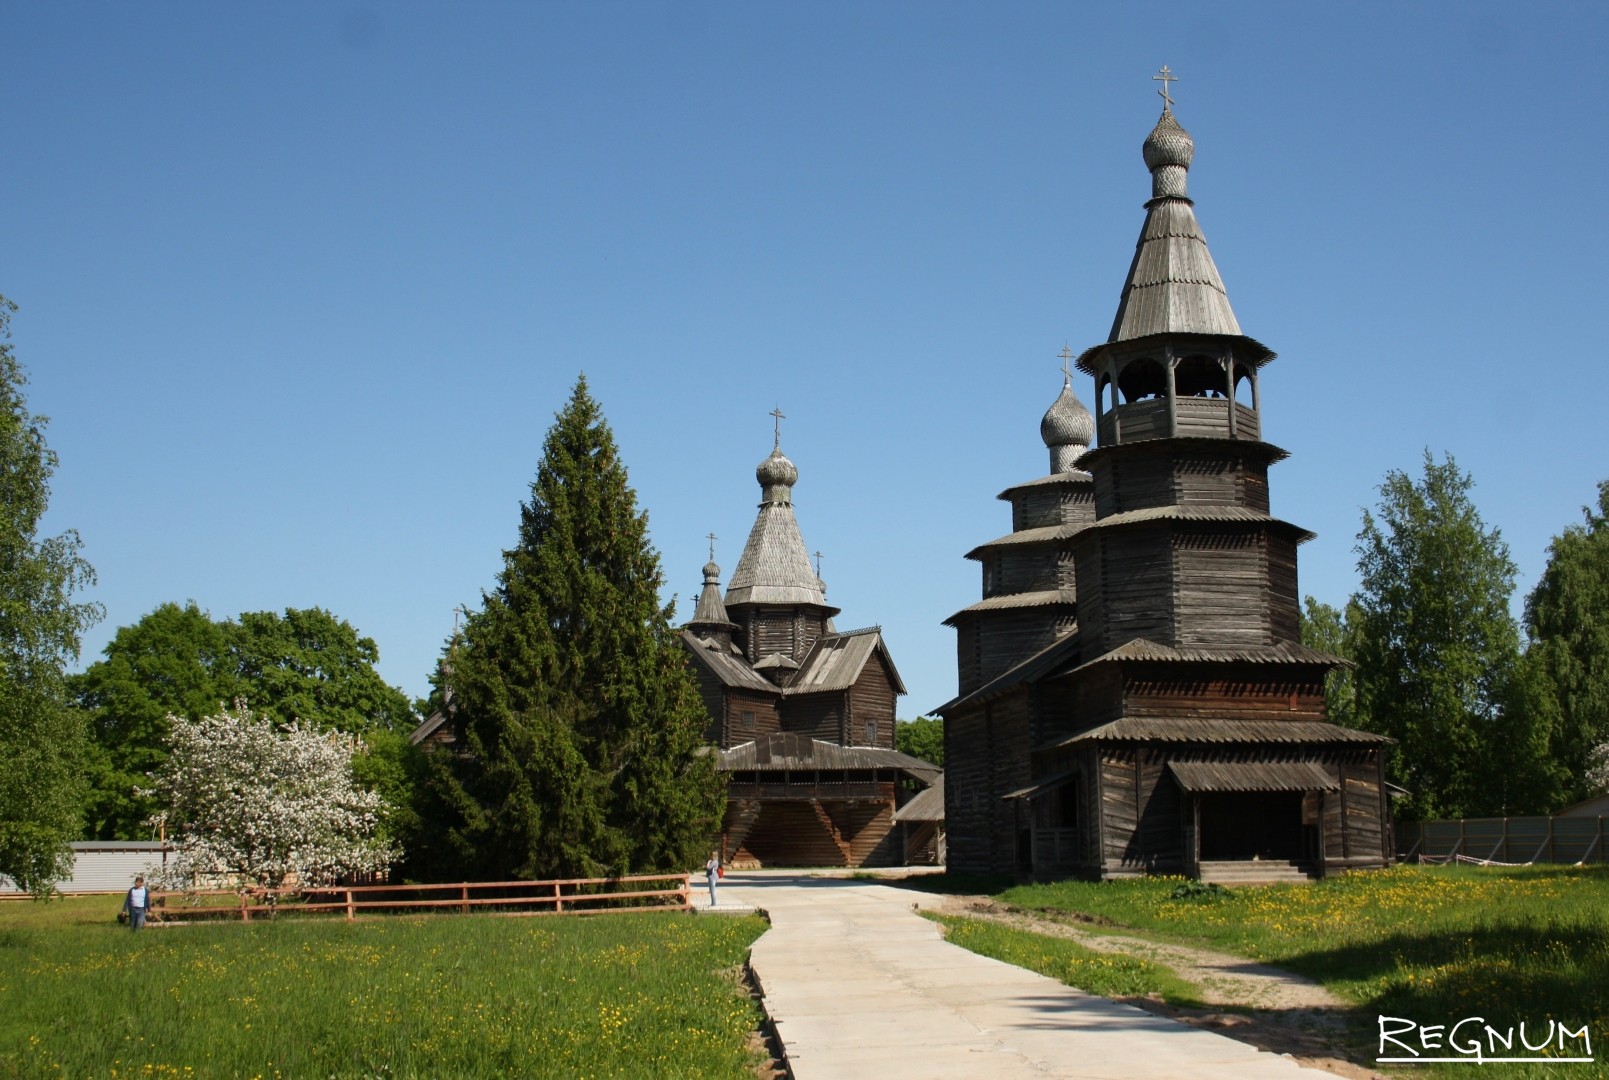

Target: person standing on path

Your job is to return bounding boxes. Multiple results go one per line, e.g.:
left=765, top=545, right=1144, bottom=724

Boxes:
left=704, top=852, right=720, bottom=907
left=124, top=875, right=149, bottom=931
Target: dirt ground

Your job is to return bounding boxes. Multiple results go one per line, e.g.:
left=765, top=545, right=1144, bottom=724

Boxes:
left=939, top=896, right=1390, bottom=1080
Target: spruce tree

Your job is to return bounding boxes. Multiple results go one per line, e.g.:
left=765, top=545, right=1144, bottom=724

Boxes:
left=433, top=376, right=724, bottom=880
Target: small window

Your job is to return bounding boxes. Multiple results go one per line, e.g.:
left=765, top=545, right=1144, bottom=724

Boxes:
left=741, top=710, right=756, bottom=731
left=864, top=720, right=877, bottom=745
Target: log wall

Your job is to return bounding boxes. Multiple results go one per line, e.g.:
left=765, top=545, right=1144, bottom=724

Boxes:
left=1173, top=531, right=1268, bottom=648
left=848, top=656, right=898, bottom=748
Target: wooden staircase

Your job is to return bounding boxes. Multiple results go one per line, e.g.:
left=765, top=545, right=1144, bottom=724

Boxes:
left=1197, top=860, right=1317, bottom=885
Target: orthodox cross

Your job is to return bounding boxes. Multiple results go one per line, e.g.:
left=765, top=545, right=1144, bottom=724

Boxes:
left=1153, top=65, right=1177, bottom=111
left=452, top=604, right=467, bottom=635
left=813, top=550, right=824, bottom=579
left=706, top=532, right=718, bottom=562
left=1059, top=344, right=1074, bottom=384
left=770, top=406, right=786, bottom=449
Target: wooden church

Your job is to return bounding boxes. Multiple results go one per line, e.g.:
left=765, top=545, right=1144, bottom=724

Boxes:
left=681, top=428, right=941, bottom=868
left=939, top=86, right=1391, bottom=882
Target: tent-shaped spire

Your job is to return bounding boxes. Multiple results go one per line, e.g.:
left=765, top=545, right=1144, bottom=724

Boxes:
left=1107, top=105, right=1243, bottom=343
left=726, top=440, right=832, bottom=609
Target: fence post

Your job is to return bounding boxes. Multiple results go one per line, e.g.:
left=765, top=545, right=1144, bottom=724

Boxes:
left=1458, top=818, right=1466, bottom=859
left=461, top=885, right=469, bottom=915
left=1548, top=816, right=1555, bottom=864
left=240, top=892, right=250, bottom=923
left=345, top=889, right=355, bottom=922
left=554, top=881, right=563, bottom=914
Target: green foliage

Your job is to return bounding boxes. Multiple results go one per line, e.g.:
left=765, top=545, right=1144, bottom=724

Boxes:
left=895, top=715, right=943, bottom=765
left=1351, top=452, right=1526, bottom=819
left=0, top=295, right=103, bottom=897
left=72, top=601, right=238, bottom=839
left=1522, top=480, right=1609, bottom=806
left=429, top=376, right=725, bottom=881
left=1167, top=880, right=1232, bottom=901
left=0, top=907, right=768, bottom=1078
left=1299, top=596, right=1359, bottom=728
left=73, top=603, right=416, bottom=839
left=230, top=607, right=416, bottom=734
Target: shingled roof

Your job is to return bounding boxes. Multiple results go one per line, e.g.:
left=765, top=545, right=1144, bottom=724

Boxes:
left=726, top=444, right=836, bottom=610
left=720, top=732, right=940, bottom=782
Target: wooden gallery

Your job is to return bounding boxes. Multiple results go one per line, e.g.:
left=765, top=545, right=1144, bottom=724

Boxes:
left=938, top=98, right=1392, bottom=881
left=679, top=434, right=942, bottom=868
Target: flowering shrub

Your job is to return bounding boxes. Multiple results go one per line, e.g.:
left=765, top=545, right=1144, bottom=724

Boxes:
left=1587, top=742, right=1609, bottom=796
left=148, top=700, right=394, bottom=891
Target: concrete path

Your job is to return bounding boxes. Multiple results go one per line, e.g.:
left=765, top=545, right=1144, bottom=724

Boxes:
left=703, top=872, right=1336, bottom=1080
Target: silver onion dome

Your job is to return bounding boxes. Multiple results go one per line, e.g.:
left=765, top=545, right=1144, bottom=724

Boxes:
left=1041, top=377, right=1094, bottom=473
left=1143, top=109, right=1194, bottom=199
left=756, top=446, right=799, bottom=504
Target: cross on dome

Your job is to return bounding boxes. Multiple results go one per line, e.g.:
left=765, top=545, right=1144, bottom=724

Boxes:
left=1153, top=65, right=1177, bottom=112
left=770, top=406, right=786, bottom=449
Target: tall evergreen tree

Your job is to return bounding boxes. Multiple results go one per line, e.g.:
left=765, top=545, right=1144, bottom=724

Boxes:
left=1522, top=480, right=1609, bottom=804
left=0, top=296, right=103, bottom=895
left=431, top=376, right=724, bottom=880
left=1350, top=452, right=1529, bottom=819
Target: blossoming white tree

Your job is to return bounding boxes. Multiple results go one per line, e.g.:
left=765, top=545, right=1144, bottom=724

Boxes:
left=149, top=700, right=394, bottom=891
left=1587, top=743, right=1609, bottom=797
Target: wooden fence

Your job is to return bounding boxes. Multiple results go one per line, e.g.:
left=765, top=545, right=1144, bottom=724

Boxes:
left=149, top=873, right=690, bottom=923
left=1397, top=816, right=1607, bottom=866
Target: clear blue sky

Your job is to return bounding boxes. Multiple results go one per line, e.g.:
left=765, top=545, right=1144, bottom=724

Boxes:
left=8, top=3, right=1607, bottom=717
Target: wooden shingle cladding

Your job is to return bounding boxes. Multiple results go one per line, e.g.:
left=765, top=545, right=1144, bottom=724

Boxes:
left=942, top=105, right=1391, bottom=882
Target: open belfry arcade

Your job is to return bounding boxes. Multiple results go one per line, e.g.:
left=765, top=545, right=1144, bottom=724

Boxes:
left=938, top=71, right=1392, bottom=882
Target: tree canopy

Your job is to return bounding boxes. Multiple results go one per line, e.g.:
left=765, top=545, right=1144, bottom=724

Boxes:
left=426, top=376, right=724, bottom=881
left=1522, top=480, right=1609, bottom=805
left=896, top=716, right=944, bottom=766
left=0, top=295, right=103, bottom=896
left=1349, top=452, right=1537, bottom=819
left=74, top=603, right=415, bottom=839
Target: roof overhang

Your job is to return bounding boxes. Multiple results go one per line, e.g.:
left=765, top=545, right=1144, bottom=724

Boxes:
left=1167, top=760, right=1339, bottom=794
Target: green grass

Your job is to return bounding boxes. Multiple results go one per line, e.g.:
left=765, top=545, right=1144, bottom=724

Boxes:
left=925, top=913, right=1205, bottom=1007
left=0, top=902, right=768, bottom=1079
left=935, top=864, right=1609, bottom=1078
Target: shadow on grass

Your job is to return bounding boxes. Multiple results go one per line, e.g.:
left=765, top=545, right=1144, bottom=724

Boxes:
left=1276, top=920, right=1608, bottom=1041
left=881, top=871, right=1017, bottom=896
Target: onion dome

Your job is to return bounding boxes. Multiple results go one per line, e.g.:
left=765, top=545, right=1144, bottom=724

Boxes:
left=1041, top=375, right=1095, bottom=474
left=756, top=447, right=799, bottom=505
left=688, top=559, right=737, bottom=634
left=1143, top=109, right=1194, bottom=200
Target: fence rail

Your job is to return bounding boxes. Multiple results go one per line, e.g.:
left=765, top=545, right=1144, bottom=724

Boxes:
left=1397, top=816, right=1607, bottom=866
left=149, top=873, right=691, bottom=923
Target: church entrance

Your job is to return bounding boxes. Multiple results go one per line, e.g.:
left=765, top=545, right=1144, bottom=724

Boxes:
left=1197, top=791, right=1304, bottom=861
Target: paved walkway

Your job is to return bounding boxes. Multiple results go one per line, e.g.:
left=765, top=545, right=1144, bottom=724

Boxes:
left=701, top=872, right=1337, bottom=1080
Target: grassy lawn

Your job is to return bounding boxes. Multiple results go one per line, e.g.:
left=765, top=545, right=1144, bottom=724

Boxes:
left=0, top=896, right=768, bottom=1079
left=925, top=913, right=1205, bottom=1008
left=920, top=864, right=1608, bottom=1077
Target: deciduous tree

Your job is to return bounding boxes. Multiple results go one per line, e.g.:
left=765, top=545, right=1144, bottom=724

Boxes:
left=1299, top=597, right=1359, bottom=730
left=1522, top=480, right=1609, bottom=804
left=149, top=700, right=393, bottom=891
left=1351, top=452, right=1524, bottom=820
left=74, top=604, right=416, bottom=839
left=895, top=716, right=944, bottom=766
left=429, top=376, right=724, bottom=881
left=0, top=296, right=103, bottom=896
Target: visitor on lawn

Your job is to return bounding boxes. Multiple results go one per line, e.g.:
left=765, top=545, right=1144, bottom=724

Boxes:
left=124, top=875, right=150, bottom=931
